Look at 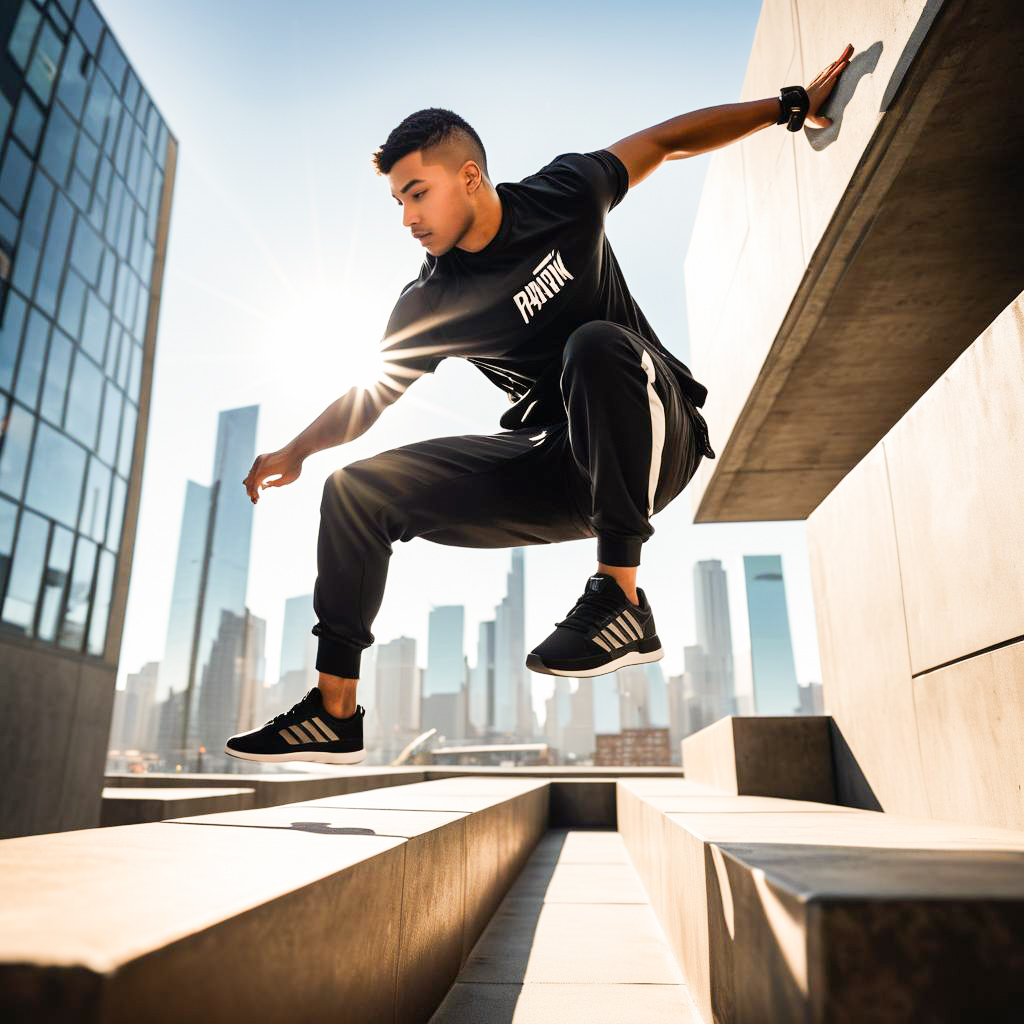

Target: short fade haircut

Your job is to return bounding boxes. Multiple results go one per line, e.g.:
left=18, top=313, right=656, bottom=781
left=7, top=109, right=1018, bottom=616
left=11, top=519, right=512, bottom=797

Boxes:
left=372, top=107, right=489, bottom=179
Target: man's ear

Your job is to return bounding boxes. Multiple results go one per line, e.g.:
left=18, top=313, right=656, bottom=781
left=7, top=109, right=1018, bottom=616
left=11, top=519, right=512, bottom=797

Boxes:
left=462, top=159, right=483, bottom=194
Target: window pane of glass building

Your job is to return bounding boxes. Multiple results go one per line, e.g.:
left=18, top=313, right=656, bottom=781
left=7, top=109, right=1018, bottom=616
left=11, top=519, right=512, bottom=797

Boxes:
left=37, top=522, right=72, bottom=642
left=0, top=0, right=172, bottom=663
left=58, top=534, right=95, bottom=651
left=2, top=507, right=48, bottom=634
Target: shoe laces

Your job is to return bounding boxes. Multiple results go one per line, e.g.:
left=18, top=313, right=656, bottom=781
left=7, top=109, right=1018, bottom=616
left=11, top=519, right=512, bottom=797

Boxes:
left=556, top=589, right=630, bottom=635
left=265, top=687, right=319, bottom=728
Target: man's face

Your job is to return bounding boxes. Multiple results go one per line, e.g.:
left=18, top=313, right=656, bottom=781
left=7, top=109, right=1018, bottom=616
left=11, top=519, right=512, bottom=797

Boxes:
left=387, top=148, right=473, bottom=256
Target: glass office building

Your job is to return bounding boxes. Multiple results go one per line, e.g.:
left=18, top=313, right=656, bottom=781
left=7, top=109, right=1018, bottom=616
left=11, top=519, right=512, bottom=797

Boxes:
left=743, top=554, right=800, bottom=715
left=0, top=0, right=175, bottom=838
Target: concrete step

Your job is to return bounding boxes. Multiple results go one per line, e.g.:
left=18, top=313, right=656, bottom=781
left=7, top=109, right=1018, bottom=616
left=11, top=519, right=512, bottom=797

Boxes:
left=0, top=777, right=548, bottom=1023
left=100, top=786, right=256, bottom=826
left=429, top=828, right=702, bottom=1023
left=617, top=781, right=1024, bottom=1023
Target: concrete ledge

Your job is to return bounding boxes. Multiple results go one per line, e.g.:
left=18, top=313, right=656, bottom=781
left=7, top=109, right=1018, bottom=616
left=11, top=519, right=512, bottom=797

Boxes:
left=682, top=716, right=836, bottom=803
left=0, top=778, right=548, bottom=1023
left=103, top=767, right=428, bottom=807
left=617, top=781, right=1024, bottom=1023
left=100, top=787, right=255, bottom=826
left=548, top=779, right=617, bottom=828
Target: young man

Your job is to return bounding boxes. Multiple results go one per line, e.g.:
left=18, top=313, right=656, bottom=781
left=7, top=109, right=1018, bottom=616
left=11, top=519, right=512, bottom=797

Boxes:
left=226, top=46, right=852, bottom=765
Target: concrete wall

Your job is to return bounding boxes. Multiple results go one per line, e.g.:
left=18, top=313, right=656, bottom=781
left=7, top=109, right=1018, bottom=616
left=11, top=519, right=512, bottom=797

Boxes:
left=683, top=0, right=1024, bottom=521
left=807, top=290, right=1024, bottom=831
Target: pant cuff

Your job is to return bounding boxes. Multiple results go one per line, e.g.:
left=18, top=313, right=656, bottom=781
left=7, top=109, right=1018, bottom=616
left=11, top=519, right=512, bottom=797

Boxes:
left=314, top=631, right=364, bottom=678
left=597, top=534, right=643, bottom=567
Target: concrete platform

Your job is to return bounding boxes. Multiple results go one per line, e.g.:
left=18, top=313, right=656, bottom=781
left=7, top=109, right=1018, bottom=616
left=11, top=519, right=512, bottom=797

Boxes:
left=0, top=777, right=548, bottom=1023
left=682, top=715, right=836, bottom=803
left=617, top=781, right=1024, bottom=1022
left=684, top=0, right=1024, bottom=521
left=100, top=786, right=255, bottom=826
left=430, top=829, right=702, bottom=1023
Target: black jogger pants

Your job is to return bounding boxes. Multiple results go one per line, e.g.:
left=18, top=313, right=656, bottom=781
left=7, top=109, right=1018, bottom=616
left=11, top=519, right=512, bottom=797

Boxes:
left=311, top=319, right=708, bottom=678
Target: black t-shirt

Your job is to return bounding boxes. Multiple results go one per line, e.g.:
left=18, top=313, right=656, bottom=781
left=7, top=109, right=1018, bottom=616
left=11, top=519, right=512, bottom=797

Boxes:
left=378, top=149, right=709, bottom=431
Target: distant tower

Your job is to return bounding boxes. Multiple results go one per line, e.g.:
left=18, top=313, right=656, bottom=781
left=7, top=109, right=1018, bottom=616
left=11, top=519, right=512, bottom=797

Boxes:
left=743, top=555, right=799, bottom=715
left=693, top=559, right=735, bottom=717
left=493, top=548, right=527, bottom=736
left=422, top=605, right=465, bottom=741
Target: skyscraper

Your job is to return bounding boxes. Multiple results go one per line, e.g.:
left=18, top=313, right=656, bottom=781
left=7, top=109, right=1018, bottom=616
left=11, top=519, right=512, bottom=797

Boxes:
left=468, top=618, right=495, bottom=737
left=743, top=554, right=799, bottom=715
left=275, top=592, right=316, bottom=710
left=493, top=547, right=527, bottom=736
left=155, top=404, right=258, bottom=768
left=693, top=559, right=735, bottom=718
left=374, top=635, right=418, bottom=762
left=0, top=0, right=176, bottom=837
left=421, top=604, right=465, bottom=741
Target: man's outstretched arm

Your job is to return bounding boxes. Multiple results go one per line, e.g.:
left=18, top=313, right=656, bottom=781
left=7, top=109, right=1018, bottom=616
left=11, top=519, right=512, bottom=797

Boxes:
left=606, top=44, right=853, bottom=188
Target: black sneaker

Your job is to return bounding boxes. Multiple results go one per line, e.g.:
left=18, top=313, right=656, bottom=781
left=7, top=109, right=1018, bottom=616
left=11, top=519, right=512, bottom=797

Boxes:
left=526, top=572, right=663, bottom=677
left=224, top=687, right=366, bottom=764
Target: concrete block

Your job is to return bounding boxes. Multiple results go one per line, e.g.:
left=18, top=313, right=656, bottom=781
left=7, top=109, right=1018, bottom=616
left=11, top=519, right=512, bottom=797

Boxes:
left=682, top=715, right=836, bottom=803
left=100, top=787, right=255, bottom=826
left=686, top=0, right=1024, bottom=521
left=885, top=293, right=1024, bottom=674
left=0, top=821, right=405, bottom=1022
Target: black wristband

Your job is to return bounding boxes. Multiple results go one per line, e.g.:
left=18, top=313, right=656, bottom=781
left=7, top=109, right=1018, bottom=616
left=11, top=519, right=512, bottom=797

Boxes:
left=777, top=85, right=809, bottom=132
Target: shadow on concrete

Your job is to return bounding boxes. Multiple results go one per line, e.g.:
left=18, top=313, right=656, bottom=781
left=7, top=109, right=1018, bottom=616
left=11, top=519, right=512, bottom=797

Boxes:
left=880, top=0, right=948, bottom=111
left=431, top=830, right=568, bottom=1022
left=804, top=41, right=883, bottom=151
left=828, top=721, right=883, bottom=811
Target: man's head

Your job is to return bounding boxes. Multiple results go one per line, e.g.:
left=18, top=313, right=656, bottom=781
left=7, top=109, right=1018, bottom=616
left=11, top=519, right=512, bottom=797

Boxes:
left=373, top=108, right=490, bottom=256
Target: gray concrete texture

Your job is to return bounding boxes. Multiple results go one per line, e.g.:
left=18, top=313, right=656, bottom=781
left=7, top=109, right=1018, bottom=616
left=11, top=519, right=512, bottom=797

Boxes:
left=430, top=828, right=702, bottom=1022
left=617, top=781, right=1024, bottom=1023
left=682, top=0, right=1024, bottom=522
left=682, top=715, right=836, bottom=803
left=0, top=778, right=548, bottom=1023
left=808, top=289, right=1024, bottom=830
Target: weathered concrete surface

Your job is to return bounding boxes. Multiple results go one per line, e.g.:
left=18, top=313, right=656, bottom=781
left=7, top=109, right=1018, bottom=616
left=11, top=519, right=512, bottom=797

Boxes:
left=431, top=828, right=702, bottom=1022
left=684, top=0, right=1024, bottom=521
left=0, top=778, right=547, bottom=1023
left=682, top=715, right=836, bottom=803
left=808, top=290, right=1024, bottom=830
left=617, top=782, right=1024, bottom=1023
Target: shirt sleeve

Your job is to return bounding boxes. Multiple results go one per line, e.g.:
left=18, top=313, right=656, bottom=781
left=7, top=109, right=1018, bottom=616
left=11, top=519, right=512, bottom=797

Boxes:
left=530, top=149, right=630, bottom=219
left=377, top=276, right=447, bottom=396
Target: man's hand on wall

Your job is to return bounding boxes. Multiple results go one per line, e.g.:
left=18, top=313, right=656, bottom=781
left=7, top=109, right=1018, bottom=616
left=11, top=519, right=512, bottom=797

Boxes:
left=806, top=44, right=854, bottom=128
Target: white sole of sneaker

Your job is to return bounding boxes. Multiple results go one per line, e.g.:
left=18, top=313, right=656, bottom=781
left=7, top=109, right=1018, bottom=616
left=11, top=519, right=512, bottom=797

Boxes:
left=223, top=745, right=366, bottom=764
left=526, top=645, right=664, bottom=678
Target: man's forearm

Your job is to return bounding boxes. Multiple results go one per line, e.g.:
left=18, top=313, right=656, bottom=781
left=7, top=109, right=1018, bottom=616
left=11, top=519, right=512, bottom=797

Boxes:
left=654, top=97, right=781, bottom=159
left=285, top=386, right=384, bottom=459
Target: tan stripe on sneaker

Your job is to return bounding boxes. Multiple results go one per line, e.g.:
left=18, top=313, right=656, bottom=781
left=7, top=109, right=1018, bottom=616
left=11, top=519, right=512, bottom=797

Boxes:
left=289, top=724, right=313, bottom=743
left=601, top=627, right=623, bottom=649
left=279, top=729, right=299, bottom=745
left=302, top=719, right=327, bottom=742
left=312, top=716, right=339, bottom=741
left=605, top=620, right=629, bottom=645
left=592, top=633, right=611, bottom=651
left=615, top=613, right=639, bottom=641
left=622, top=608, right=643, bottom=637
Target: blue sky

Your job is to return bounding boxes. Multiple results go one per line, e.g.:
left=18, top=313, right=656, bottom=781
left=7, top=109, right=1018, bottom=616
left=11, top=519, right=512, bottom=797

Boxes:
left=102, top=0, right=822, bottom=715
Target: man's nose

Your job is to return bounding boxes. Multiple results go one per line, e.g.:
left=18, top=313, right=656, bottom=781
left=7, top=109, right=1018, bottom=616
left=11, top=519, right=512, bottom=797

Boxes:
left=402, top=206, right=418, bottom=229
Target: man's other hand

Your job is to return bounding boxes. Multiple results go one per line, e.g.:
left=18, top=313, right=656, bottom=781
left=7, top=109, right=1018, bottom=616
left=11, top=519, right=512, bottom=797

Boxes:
left=243, top=445, right=305, bottom=504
